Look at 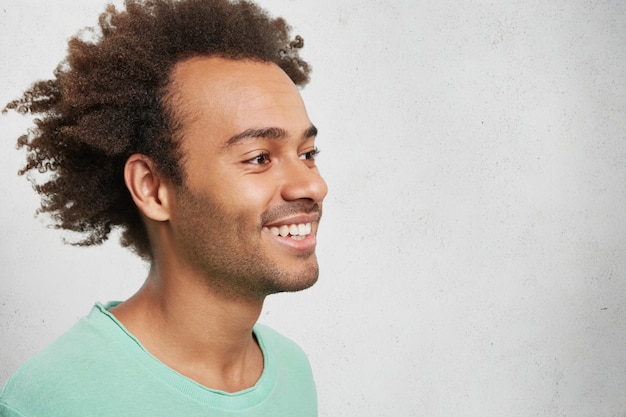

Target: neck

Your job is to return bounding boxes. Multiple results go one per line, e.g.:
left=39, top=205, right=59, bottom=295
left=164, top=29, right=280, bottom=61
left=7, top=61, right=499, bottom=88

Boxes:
left=110, top=261, right=266, bottom=392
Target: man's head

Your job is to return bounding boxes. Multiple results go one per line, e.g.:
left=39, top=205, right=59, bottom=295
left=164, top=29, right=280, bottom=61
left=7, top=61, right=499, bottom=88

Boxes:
left=5, top=0, right=314, bottom=261
left=127, top=56, right=327, bottom=298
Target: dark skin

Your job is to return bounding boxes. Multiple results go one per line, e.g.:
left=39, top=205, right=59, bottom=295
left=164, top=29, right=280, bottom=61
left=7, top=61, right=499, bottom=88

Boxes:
left=5, top=0, right=311, bottom=261
left=111, top=57, right=327, bottom=392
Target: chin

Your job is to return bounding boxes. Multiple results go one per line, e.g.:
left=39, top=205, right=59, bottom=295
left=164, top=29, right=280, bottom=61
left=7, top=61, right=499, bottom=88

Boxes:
left=266, top=265, right=319, bottom=295
left=283, top=275, right=319, bottom=293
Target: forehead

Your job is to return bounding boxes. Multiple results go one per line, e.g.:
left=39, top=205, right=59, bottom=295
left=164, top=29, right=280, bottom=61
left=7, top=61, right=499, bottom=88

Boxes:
left=167, top=56, right=307, bottom=135
left=171, top=56, right=296, bottom=93
left=165, top=57, right=314, bottom=183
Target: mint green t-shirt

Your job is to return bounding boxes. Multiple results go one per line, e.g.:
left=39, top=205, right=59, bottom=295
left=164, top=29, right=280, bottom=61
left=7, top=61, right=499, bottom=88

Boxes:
left=0, top=303, right=316, bottom=417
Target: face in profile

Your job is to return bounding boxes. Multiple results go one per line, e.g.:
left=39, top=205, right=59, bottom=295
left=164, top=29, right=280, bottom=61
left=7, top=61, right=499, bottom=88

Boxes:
left=166, top=56, right=328, bottom=299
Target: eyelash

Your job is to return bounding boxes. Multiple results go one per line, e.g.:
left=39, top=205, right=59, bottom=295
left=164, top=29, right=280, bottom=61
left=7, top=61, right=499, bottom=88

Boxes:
left=300, top=147, right=320, bottom=161
left=245, top=147, right=320, bottom=165
left=248, top=152, right=271, bottom=165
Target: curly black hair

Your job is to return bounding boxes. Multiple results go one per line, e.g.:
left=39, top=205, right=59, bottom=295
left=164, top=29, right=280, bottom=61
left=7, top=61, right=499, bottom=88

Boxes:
left=4, top=0, right=311, bottom=260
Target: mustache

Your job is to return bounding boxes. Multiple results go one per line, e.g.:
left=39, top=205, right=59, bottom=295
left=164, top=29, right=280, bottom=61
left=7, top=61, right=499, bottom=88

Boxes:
left=261, top=202, right=322, bottom=225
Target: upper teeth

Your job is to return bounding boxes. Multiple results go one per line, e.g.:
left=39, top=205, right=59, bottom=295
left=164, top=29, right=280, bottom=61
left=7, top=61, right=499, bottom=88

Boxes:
left=263, top=223, right=312, bottom=237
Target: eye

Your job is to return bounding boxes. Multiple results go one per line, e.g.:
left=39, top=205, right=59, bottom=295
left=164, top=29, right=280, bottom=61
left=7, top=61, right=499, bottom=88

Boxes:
left=246, top=152, right=271, bottom=165
left=299, top=147, right=320, bottom=161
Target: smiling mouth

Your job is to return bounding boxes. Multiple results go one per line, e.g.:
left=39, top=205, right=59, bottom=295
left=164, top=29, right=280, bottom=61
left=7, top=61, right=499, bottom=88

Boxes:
left=262, top=223, right=312, bottom=241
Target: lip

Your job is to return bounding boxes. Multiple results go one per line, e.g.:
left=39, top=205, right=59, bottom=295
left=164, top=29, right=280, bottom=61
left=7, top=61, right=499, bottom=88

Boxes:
left=262, top=213, right=320, bottom=228
left=262, top=213, right=320, bottom=254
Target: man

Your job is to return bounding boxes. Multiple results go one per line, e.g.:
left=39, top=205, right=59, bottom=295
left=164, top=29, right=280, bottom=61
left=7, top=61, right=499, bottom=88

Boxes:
left=0, top=0, right=326, bottom=415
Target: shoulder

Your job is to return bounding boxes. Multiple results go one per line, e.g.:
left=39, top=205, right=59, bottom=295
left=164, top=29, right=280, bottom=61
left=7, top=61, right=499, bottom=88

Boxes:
left=253, top=324, right=317, bottom=413
left=4, top=305, right=116, bottom=379
left=3, top=310, right=105, bottom=379
left=254, top=323, right=314, bottom=375
left=254, top=323, right=308, bottom=357
left=0, top=401, right=27, bottom=417
left=0, top=304, right=126, bottom=415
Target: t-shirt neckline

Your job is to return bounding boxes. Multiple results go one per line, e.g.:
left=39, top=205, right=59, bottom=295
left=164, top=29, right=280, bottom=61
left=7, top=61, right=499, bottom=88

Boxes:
left=91, top=301, right=277, bottom=410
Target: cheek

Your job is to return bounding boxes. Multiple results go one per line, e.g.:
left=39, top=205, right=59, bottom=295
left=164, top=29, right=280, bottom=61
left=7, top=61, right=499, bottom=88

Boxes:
left=237, top=176, right=277, bottom=207
left=215, top=174, right=278, bottom=217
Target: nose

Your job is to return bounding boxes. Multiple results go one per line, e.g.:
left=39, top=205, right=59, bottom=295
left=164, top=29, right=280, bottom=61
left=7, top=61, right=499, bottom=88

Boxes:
left=280, top=158, right=328, bottom=203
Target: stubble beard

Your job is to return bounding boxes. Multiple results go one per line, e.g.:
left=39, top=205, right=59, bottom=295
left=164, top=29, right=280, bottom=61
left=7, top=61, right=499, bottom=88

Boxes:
left=174, top=186, right=321, bottom=301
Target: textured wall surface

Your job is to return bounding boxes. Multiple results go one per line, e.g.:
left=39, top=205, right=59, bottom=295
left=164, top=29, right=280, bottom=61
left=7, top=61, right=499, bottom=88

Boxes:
left=1, top=1, right=625, bottom=416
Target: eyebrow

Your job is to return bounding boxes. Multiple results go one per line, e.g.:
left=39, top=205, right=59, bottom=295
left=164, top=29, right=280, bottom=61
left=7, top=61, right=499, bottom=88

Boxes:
left=224, top=125, right=318, bottom=149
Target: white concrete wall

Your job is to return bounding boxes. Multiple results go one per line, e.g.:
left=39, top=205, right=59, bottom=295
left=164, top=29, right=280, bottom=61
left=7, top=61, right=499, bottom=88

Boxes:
left=1, top=1, right=625, bottom=416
